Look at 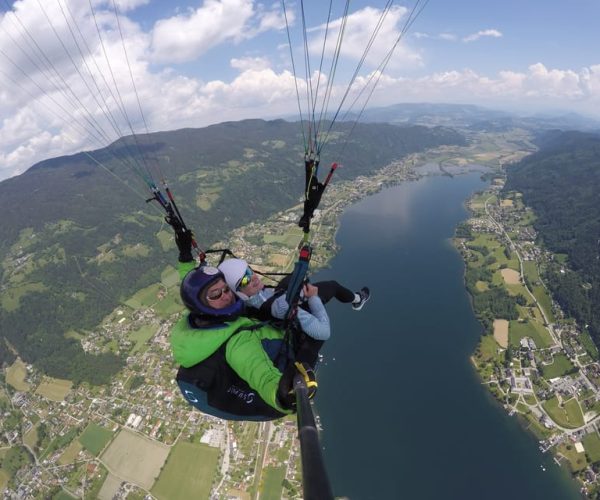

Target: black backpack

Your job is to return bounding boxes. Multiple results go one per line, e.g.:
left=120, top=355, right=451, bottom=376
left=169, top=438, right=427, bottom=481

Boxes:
left=176, top=326, right=286, bottom=419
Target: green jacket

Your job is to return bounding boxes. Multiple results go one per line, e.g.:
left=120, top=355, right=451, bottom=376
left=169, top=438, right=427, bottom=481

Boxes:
left=170, top=261, right=290, bottom=413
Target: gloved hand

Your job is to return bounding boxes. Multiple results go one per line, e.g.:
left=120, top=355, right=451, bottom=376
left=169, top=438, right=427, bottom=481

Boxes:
left=165, top=214, right=193, bottom=262
left=277, top=361, right=318, bottom=410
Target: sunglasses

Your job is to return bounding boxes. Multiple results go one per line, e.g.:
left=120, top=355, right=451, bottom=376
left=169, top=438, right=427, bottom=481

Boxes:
left=206, top=284, right=232, bottom=301
left=237, top=268, right=254, bottom=289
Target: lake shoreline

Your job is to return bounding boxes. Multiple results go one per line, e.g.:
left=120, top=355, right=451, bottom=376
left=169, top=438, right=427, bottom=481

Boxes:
left=455, top=180, right=589, bottom=497
left=314, top=171, right=580, bottom=499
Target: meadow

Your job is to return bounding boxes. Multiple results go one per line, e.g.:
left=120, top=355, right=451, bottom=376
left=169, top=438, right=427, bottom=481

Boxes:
left=151, top=441, right=219, bottom=500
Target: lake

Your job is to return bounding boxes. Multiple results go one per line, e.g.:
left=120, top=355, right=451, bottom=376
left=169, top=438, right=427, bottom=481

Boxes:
left=313, top=173, right=580, bottom=499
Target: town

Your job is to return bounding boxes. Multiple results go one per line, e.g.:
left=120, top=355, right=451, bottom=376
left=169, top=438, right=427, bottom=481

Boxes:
left=461, top=177, right=600, bottom=497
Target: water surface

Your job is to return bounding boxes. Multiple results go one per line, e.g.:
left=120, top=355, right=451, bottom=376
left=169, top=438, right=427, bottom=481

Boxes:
left=313, top=174, right=580, bottom=499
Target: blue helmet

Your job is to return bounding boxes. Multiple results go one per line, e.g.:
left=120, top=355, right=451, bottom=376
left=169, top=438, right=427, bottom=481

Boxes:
left=180, top=266, right=243, bottom=317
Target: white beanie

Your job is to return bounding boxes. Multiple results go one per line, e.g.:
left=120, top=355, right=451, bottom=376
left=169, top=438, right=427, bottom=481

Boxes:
left=218, top=258, right=249, bottom=293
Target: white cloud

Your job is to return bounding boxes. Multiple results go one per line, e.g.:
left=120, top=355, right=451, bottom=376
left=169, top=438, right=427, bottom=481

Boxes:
left=113, top=0, right=150, bottom=13
left=413, top=32, right=457, bottom=42
left=230, top=56, right=271, bottom=71
left=359, top=63, right=599, bottom=110
left=439, top=33, right=458, bottom=42
left=307, top=6, right=422, bottom=70
left=150, top=0, right=254, bottom=63
left=254, top=3, right=289, bottom=33
left=3, top=1, right=600, bottom=184
left=580, top=64, right=600, bottom=97
left=150, top=0, right=286, bottom=64
left=463, top=29, right=503, bottom=43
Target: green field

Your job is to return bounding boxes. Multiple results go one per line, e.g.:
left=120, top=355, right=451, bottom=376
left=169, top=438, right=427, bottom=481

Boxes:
left=52, top=490, right=78, bottom=500
left=583, top=432, right=600, bottom=463
left=160, top=266, right=179, bottom=287
left=79, top=424, right=114, bottom=456
left=508, top=320, right=553, bottom=349
left=476, top=335, right=501, bottom=362
left=35, top=377, right=72, bottom=401
left=564, top=399, right=585, bottom=427
left=580, top=330, right=600, bottom=360
left=555, top=253, right=569, bottom=264
left=153, top=291, right=184, bottom=318
left=156, top=229, right=174, bottom=251
left=468, top=233, right=501, bottom=250
left=517, top=211, right=537, bottom=226
left=541, top=353, right=577, bottom=379
left=521, top=411, right=553, bottom=440
left=503, top=254, right=520, bottom=272
left=264, top=228, right=303, bottom=248
left=523, top=261, right=540, bottom=282
left=531, top=286, right=555, bottom=323
left=0, top=447, right=10, bottom=489
left=152, top=442, right=219, bottom=500
left=59, top=440, right=83, bottom=465
left=6, top=358, right=30, bottom=391
left=471, top=193, right=496, bottom=208
left=0, top=468, right=9, bottom=492
left=23, top=424, right=38, bottom=449
left=64, top=329, right=85, bottom=340
left=125, top=284, right=162, bottom=309
left=120, top=212, right=161, bottom=228
left=543, top=397, right=584, bottom=429
left=122, top=244, right=151, bottom=258
left=231, top=422, right=260, bottom=459
left=260, top=466, right=285, bottom=500
left=523, top=261, right=554, bottom=323
left=129, top=325, right=158, bottom=353
left=40, top=428, right=78, bottom=460
left=196, top=186, right=223, bottom=211
left=491, top=269, right=504, bottom=286
left=557, top=442, right=587, bottom=472
left=11, top=227, right=35, bottom=250
left=505, top=283, right=535, bottom=304
left=1, top=282, right=47, bottom=311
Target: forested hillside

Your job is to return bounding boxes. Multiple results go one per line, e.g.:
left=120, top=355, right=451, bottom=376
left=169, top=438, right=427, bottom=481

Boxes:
left=504, top=130, right=600, bottom=346
left=0, top=119, right=465, bottom=383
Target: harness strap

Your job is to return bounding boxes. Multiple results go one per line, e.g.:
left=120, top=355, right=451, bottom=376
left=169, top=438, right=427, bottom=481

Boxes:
left=298, top=160, right=338, bottom=234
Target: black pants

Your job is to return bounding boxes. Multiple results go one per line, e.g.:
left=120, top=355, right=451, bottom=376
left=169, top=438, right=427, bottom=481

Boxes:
left=315, top=280, right=355, bottom=304
left=277, top=276, right=355, bottom=304
left=294, top=333, right=324, bottom=367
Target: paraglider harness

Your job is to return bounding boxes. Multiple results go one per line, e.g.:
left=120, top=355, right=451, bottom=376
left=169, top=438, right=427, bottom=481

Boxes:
left=151, top=152, right=336, bottom=496
left=175, top=320, right=286, bottom=421
left=148, top=188, right=286, bottom=419
left=275, top=158, right=338, bottom=364
left=155, top=157, right=337, bottom=419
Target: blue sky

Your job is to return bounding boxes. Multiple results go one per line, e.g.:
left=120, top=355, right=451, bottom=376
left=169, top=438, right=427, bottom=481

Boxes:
left=0, top=0, right=599, bottom=181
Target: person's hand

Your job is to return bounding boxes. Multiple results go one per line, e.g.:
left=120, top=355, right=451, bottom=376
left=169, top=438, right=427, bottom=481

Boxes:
left=277, top=362, right=318, bottom=410
left=165, top=215, right=193, bottom=262
left=165, top=213, right=183, bottom=232
left=303, top=283, right=318, bottom=298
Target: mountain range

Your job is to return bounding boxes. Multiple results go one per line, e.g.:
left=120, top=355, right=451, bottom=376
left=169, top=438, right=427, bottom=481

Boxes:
left=0, top=118, right=465, bottom=383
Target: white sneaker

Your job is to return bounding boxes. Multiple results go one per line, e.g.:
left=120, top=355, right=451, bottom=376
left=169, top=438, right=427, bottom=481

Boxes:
left=352, top=287, right=370, bottom=311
